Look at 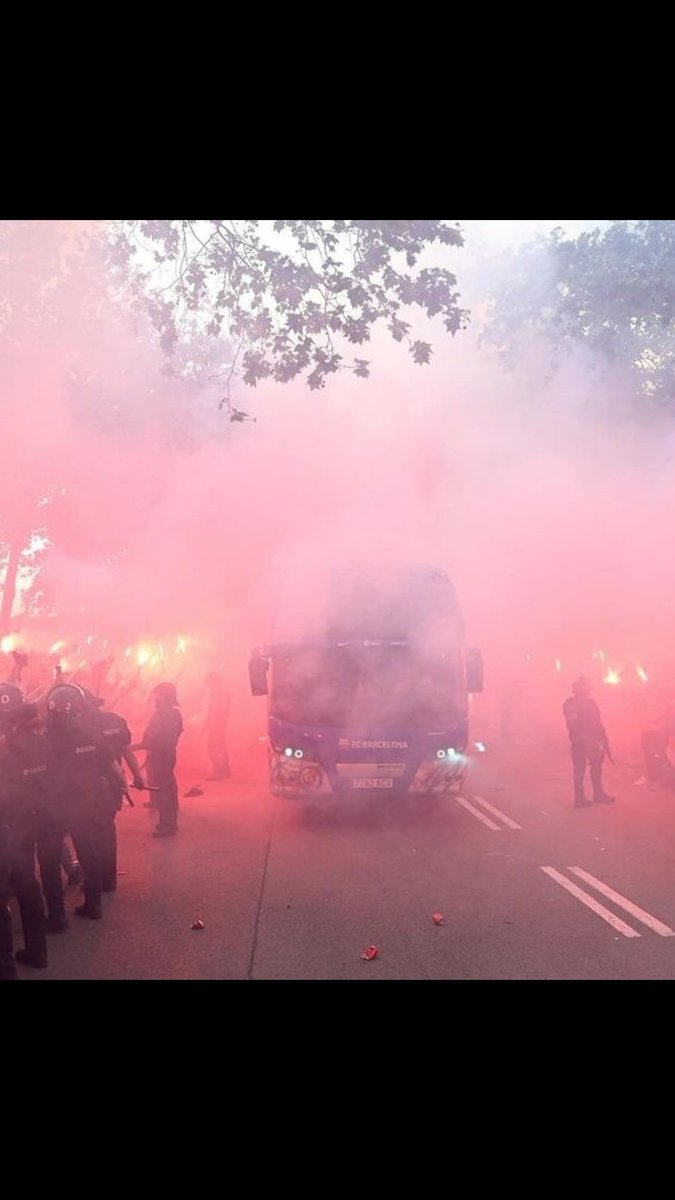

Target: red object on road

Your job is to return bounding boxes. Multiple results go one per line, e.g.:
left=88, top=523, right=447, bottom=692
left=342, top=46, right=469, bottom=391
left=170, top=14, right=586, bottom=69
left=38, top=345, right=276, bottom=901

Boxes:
left=191, top=919, right=205, bottom=930
left=361, top=945, right=378, bottom=960
left=432, top=912, right=445, bottom=925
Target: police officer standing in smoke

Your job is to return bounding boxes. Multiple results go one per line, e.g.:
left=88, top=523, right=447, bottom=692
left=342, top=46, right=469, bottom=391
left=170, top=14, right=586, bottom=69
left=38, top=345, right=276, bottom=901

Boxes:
left=563, top=676, right=615, bottom=808
left=10, top=656, right=75, bottom=932
left=0, top=683, right=48, bottom=978
left=81, top=689, right=145, bottom=890
left=44, top=684, right=125, bottom=920
left=132, top=682, right=183, bottom=837
left=7, top=650, right=85, bottom=889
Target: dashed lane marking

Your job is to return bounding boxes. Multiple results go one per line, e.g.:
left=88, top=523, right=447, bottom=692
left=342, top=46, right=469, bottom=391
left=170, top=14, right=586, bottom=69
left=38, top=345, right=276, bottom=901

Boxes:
left=470, top=794, right=522, bottom=830
left=567, top=867, right=675, bottom=937
left=455, top=795, right=502, bottom=830
left=541, top=867, right=640, bottom=938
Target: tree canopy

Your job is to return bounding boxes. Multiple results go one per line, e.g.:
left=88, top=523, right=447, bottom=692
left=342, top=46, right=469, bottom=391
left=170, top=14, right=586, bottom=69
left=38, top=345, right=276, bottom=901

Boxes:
left=483, top=220, right=675, bottom=407
left=109, top=220, right=468, bottom=417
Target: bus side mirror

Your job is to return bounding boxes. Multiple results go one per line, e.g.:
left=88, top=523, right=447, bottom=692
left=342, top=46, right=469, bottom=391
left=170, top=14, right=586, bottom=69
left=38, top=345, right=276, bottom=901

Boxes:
left=249, top=650, right=269, bottom=697
left=466, top=647, right=483, bottom=693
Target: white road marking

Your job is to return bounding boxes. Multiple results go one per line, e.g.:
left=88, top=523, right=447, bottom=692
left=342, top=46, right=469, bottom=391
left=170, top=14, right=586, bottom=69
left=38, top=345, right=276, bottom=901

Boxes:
left=455, top=796, right=501, bottom=830
left=471, top=795, right=522, bottom=830
left=568, top=867, right=675, bottom=937
left=540, top=867, right=641, bottom=938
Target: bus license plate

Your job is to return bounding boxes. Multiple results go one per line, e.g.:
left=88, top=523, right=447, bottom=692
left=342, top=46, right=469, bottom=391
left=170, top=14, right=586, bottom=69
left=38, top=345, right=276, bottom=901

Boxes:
left=352, top=778, right=394, bottom=789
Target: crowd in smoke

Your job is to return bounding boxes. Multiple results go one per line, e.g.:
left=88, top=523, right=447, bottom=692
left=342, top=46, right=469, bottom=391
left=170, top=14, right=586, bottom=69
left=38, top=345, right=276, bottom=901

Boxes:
left=2, top=220, right=675, bottom=773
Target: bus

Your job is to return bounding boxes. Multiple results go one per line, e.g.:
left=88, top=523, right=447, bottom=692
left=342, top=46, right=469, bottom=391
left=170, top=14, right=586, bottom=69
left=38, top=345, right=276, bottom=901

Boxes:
left=248, top=563, right=483, bottom=800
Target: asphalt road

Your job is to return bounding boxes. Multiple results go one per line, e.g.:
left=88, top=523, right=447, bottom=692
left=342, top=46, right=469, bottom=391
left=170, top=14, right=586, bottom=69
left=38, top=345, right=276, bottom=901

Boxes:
left=13, top=734, right=675, bottom=980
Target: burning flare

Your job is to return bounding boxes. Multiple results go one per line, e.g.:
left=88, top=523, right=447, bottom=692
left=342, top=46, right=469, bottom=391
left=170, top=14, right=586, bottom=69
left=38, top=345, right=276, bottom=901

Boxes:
left=603, top=667, right=621, bottom=686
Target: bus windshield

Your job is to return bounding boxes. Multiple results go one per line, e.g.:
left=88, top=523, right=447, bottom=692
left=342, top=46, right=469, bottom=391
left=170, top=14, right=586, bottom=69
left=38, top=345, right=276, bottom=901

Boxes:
left=270, top=643, right=464, bottom=728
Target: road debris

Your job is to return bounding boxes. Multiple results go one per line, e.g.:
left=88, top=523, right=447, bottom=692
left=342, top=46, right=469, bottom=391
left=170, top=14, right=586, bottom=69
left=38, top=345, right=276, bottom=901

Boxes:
left=361, top=945, right=378, bottom=961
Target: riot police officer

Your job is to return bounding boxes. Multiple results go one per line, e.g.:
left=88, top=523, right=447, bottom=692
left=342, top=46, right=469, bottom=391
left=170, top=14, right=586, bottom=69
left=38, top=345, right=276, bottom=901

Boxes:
left=132, top=682, right=183, bottom=837
left=0, top=682, right=48, bottom=978
left=81, top=688, right=145, bottom=892
left=563, top=677, right=615, bottom=808
left=44, top=684, right=125, bottom=921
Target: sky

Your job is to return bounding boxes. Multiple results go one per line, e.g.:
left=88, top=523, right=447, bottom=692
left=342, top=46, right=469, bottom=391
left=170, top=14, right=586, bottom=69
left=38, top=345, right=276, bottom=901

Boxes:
left=462, top=219, right=608, bottom=245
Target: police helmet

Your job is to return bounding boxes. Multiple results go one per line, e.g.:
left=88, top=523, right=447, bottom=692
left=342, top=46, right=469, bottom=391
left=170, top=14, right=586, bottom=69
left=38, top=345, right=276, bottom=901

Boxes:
left=46, top=683, right=87, bottom=718
left=81, top=686, right=105, bottom=708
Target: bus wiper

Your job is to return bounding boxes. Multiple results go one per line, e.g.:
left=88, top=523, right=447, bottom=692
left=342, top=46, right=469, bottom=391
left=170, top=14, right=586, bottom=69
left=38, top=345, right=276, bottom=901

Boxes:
left=336, top=639, right=410, bottom=648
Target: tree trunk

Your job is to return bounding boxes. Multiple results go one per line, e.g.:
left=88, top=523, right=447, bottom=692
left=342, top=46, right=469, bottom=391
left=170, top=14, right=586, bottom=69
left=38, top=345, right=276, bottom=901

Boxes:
left=0, top=541, right=22, bottom=635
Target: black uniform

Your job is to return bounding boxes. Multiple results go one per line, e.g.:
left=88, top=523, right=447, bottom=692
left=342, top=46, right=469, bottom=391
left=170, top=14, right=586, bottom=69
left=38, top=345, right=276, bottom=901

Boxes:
left=563, top=693, right=614, bottom=807
left=34, top=725, right=85, bottom=932
left=140, top=707, right=183, bottom=835
left=46, top=715, right=119, bottom=919
left=94, top=709, right=133, bottom=891
left=35, top=743, right=71, bottom=931
left=0, top=729, right=48, bottom=977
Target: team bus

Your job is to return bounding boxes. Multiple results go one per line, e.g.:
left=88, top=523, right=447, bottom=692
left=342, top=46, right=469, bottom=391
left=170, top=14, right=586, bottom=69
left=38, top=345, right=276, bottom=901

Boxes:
left=248, top=563, right=483, bottom=800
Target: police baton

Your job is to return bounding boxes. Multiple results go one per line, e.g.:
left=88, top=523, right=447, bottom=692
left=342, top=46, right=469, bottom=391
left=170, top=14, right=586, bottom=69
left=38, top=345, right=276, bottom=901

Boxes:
left=123, top=784, right=160, bottom=807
